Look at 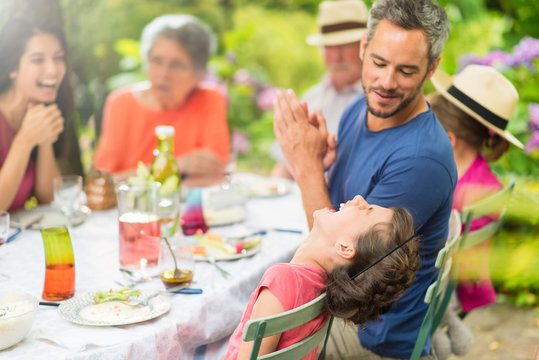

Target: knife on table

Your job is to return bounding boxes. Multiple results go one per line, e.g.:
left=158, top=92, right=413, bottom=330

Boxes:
left=165, top=283, right=203, bottom=295
left=225, top=228, right=303, bottom=242
left=6, top=215, right=44, bottom=243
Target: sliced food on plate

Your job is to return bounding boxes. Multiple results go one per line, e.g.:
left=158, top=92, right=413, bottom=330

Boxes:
left=193, top=231, right=262, bottom=261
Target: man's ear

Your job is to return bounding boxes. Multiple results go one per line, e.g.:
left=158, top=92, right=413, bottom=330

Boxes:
left=9, top=70, right=17, bottom=80
left=425, top=56, right=441, bottom=81
left=335, top=240, right=356, bottom=260
left=359, top=32, right=367, bottom=61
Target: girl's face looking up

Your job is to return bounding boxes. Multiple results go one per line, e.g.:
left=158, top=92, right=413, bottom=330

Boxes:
left=313, top=195, right=394, bottom=243
left=10, top=33, right=66, bottom=105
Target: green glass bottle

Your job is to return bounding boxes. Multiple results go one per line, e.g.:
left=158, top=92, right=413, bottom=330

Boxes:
left=151, top=126, right=180, bottom=188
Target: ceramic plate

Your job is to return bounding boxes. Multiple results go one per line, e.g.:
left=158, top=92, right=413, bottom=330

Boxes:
left=58, top=291, right=171, bottom=326
left=195, top=242, right=261, bottom=262
left=10, top=205, right=90, bottom=229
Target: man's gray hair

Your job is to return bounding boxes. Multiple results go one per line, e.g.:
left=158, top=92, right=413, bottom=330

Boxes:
left=366, top=0, right=450, bottom=67
left=140, top=14, right=216, bottom=73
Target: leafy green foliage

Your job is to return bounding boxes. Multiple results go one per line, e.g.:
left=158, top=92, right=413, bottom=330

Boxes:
left=222, top=5, right=323, bottom=91
left=491, top=226, right=539, bottom=306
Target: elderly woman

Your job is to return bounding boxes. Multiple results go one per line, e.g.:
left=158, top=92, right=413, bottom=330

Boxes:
left=93, top=14, right=230, bottom=179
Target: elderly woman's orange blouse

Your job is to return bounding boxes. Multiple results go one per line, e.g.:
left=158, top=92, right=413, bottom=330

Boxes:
left=93, top=85, right=229, bottom=173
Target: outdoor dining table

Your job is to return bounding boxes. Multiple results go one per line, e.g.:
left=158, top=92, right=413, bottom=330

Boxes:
left=0, top=174, right=308, bottom=360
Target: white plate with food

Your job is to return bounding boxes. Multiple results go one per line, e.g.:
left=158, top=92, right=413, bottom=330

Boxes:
left=193, top=232, right=262, bottom=262
left=195, top=245, right=261, bottom=262
left=10, top=205, right=91, bottom=229
left=58, top=290, right=170, bottom=326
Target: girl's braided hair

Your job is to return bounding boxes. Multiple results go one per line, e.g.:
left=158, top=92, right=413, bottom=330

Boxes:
left=325, top=208, right=419, bottom=324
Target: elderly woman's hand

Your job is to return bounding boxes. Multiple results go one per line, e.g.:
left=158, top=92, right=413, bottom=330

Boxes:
left=179, top=150, right=225, bottom=177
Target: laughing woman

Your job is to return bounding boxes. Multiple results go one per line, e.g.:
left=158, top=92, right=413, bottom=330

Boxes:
left=0, top=16, right=73, bottom=211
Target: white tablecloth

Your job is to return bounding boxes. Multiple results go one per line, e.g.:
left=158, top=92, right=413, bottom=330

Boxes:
left=0, top=176, right=308, bottom=360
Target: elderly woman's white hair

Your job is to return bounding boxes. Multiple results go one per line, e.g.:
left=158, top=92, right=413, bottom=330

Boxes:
left=139, top=14, right=217, bottom=73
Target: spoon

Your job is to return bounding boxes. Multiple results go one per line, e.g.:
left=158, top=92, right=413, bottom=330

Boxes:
left=119, top=268, right=156, bottom=284
left=126, top=283, right=203, bottom=307
left=162, top=236, right=182, bottom=279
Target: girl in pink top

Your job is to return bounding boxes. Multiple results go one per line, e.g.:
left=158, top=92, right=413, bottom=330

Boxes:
left=225, top=195, right=419, bottom=359
left=430, top=65, right=524, bottom=313
left=0, top=17, right=74, bottom=211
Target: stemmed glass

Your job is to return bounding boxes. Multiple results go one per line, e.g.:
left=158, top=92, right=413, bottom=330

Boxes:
left=53, top=175, right=83, bottom=225
left=0, top=211, right=10, bottom=281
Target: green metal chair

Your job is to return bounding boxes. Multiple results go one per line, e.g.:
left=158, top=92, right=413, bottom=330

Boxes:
left=409, top=210, right=463, bottom=360
left=429, top=177, right=516, bottom=332
left=410, top=178, right=516, bottom=359
left=242, top=292, right=333, bottom=360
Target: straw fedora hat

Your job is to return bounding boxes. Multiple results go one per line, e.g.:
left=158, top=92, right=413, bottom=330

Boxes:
left=431, top=64, right=524, bottom=149
left=306, top=0, right=368, bottom=46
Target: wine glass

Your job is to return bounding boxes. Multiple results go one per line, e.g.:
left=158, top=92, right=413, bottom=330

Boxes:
left=0, top=211, right=10, bottom=281
left=53, top=175, right=83, bottom=225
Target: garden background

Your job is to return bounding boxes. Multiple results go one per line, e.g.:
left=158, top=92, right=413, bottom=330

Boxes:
left=1, top=0, right=538, bottom=307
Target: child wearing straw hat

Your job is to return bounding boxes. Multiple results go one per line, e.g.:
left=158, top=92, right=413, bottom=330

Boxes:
left=429, top=64, right=524, bottom=315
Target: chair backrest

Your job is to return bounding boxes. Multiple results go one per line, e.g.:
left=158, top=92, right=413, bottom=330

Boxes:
left=410, top=210, right=462, bottom=360
left=459, top=178, right=515, bottom=251
left=242, top=292, right=331, bottom=360
left=460, top=177, right=515, bottom=221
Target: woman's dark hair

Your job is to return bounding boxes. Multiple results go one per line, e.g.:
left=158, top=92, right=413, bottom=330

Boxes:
left=325, top=208, right=419, bottom=324
left=429, top=93, right=509, bottom=161
left=0, top=16, right=75, bottom=158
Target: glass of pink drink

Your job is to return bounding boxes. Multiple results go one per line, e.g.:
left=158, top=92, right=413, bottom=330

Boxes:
left=116, top=181, right=161, bottom=270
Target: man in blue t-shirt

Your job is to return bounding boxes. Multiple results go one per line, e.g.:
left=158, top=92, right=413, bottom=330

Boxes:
left=273, top=0, right=456, bottom=358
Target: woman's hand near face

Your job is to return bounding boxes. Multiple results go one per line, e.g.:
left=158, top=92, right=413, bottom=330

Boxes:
left=10, top=103, right=63, bottom=206
left=17, top=104, right=64, bottom=148
left=0, top=104, right=63, bottom=210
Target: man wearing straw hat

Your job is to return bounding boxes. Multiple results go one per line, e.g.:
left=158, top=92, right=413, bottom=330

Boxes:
left=274, top=0, right=456, bottom=358
left=271, top=0, right=367, bottom=179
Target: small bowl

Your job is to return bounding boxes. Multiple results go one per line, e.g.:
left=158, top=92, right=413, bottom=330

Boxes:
left=160, top=269, right=194, bottom=289
left=0, top=289, right=38, bottom=350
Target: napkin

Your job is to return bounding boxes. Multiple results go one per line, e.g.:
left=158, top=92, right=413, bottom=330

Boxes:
left=31, top=324, right=131, bottom=351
